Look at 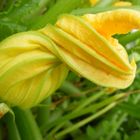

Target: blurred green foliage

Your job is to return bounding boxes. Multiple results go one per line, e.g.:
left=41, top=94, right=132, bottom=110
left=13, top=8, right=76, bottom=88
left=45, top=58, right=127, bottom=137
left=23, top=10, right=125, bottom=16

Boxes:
left=1, top=0, right=140, bottom=140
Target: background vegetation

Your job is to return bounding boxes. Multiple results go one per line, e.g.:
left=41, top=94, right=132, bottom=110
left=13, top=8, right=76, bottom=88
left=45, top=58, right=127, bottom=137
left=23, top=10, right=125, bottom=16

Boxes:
left=1, top=0, right=140, bottom=140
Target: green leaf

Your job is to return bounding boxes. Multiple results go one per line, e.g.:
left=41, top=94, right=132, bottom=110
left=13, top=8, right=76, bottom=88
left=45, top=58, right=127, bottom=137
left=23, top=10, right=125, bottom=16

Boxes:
left=4, top=113, right=21, bottom=140
left=0, top=20, right=26, bottom=41
left=86, top=125, right=96, bottom=140
left=127, top=130, right=140, bottom=140
left=129, top=0, right=140, bottom=5
left=95, top=0, right=118, bottom=8
left=32, top=0, right=90, bottom=29
left=119, top=102, right=140, bottom=119
left=14, top=108, right=43, bottom=140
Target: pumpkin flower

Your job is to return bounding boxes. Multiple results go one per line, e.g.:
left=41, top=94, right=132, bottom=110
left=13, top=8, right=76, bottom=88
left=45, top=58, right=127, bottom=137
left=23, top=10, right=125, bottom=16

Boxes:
left=41, top=9, right=138, bottom=89
left=0, top=9, right=139, bottom=108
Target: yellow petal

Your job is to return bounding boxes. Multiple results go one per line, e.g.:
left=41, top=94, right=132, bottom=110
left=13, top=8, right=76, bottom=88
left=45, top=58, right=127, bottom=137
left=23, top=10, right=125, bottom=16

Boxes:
left=41, top=22, right=136, bottom=88
left=56, top=14, right=132, bottom=73
left=53, top=46, right=136, bottom=88
left=82, top=9, right=140, bottom=36
left=114, top=1, right=132, bottom=7
left=0, top=32, right=68, bottom=108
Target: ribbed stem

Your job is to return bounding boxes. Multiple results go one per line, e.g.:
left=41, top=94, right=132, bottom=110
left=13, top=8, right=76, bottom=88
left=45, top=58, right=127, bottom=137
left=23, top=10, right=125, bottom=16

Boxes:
left=55, top=102, right=117, bottom=139
left=107, top=113, right=127, bottom=140
left=44, top=91, right=105, bottom=130
left=14, top=108, right=43, bottom=140
left=5, top=114, right=21, bottom=140
left=60, top=81, right=83, bottom=98
left=73, top=91, right=105, bottom=112
left=48, top=93, right=125, bottom=133
left=36, top=97, right=51, bottom=128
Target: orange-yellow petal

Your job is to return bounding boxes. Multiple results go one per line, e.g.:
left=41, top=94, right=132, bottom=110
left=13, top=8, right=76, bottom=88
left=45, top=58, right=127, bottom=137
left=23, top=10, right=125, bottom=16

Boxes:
left=41, top=10, right=137, bottom=88
left=42, top=25, right=136, bottom=88
left=56, top=14, right=132, bottom=73
left=82, top=9, right=140, bottom=36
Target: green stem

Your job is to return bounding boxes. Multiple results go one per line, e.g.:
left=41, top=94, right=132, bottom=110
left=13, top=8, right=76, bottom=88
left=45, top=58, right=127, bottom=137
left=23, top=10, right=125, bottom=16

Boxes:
left=95, top=0, right=118, bottom=8
left=5, top=114, right=21, bottom=140
left=107, top=113, right=127, bottom=140
left=60, top=81, right=83, bottom=98
left=47, top=93, right=125, bottom=131
left=36, top=97, right=51, bottom=128
left=77, top=93, right=125, bottom=116
left=73, top=91, right=105, bottom=112
left=46, top=121, right=77, bottom=140
left=14, top=108, right=43, bottom=140
left=55, top=102, right=117, bottom=139
left=36, top=97, right=52, bottom=136
left=43, top=91, right=105, bottom=130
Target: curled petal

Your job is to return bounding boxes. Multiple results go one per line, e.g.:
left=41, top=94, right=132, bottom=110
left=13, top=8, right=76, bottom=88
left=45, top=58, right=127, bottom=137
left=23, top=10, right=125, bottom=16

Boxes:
left=42, top=9, right=137, bottom=88
left=82, top=9, right=140, bottom=36
left=55, top=14, right=133, bottom=73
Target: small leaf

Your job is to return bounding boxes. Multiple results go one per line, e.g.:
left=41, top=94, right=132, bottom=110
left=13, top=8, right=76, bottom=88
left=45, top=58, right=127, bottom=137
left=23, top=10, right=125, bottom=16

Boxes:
left=86, top=125, right=96, bottom=139
left=119, top=102, right=140, bottom=119
left=0, top=103, right=14, bottom=119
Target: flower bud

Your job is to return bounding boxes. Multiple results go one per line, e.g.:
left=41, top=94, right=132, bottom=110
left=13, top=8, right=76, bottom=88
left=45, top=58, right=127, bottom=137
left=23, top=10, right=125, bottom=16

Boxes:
left=0, top=32, right=68, bottom=108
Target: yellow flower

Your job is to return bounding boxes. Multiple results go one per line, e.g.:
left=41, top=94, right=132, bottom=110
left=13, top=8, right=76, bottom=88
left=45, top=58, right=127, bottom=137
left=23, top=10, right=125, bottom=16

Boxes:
left=0, top=32, right=68, bottom=108
left=0, top=9, right=139, bottom=108
left=41, top=9, right=138, bottom=89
